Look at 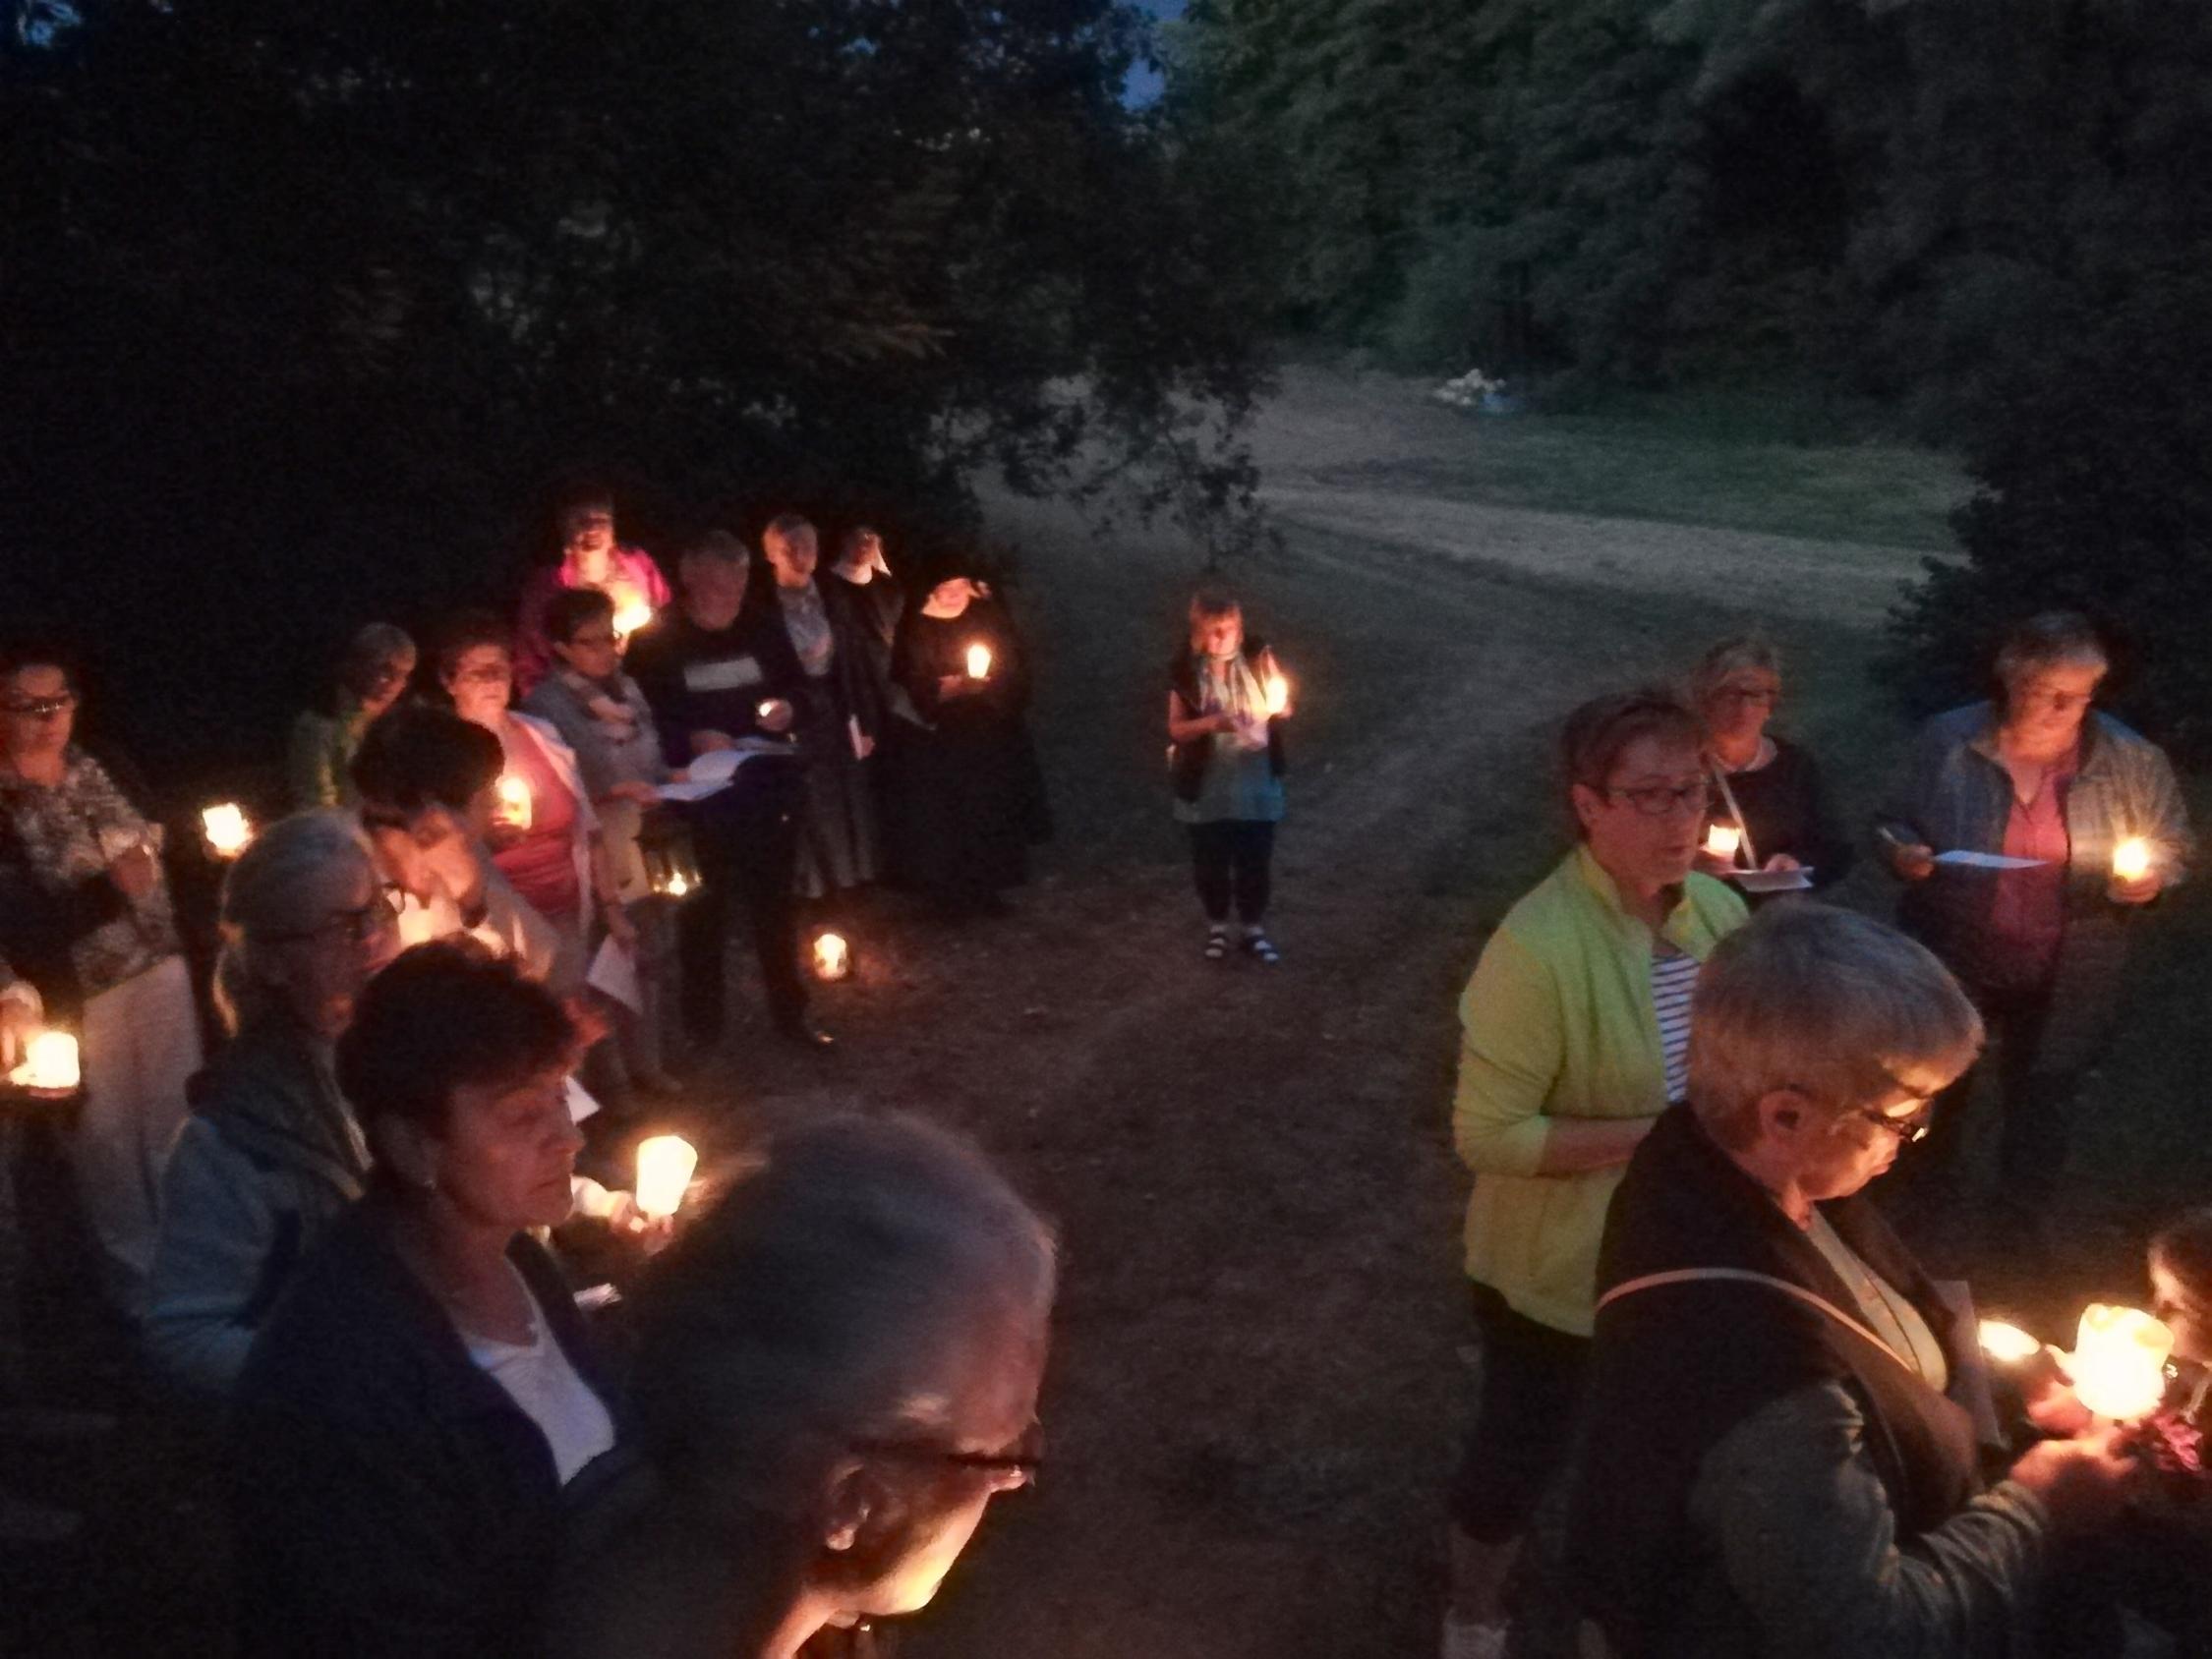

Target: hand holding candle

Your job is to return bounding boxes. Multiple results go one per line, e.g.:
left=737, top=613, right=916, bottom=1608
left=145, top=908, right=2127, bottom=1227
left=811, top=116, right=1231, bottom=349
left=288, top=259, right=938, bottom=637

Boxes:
left=494, top=773, right=534, bottom=832
left=1263, top=670, right=1292, bottom=717
left=2066, top=1303, right=2175, bottom=1421
left=812, top=931, right=850, bottom=981
left=1703, top=822, right=1742, bottom=863
left=633, top=1135, right=699, bottom=1222
left=8, top=1029, right=82, bottom=1096
left=966, top=643, right=993, bottom=681
left=2110, top=834, right=2161, bottom=903
left=202, top=802, right=254, bottom=860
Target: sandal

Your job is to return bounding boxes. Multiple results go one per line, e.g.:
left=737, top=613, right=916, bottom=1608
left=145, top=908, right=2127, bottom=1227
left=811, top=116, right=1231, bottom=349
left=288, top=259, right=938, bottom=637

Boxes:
left=1243, top=930, right=1281, bottom=965
left=1202, top=930, right=1230, bottom=962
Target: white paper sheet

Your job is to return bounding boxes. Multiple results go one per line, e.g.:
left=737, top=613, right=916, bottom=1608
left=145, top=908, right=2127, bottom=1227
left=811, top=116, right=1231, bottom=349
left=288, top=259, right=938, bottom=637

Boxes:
left=586, top=935, right=643, bottom=1014
left=1731, top=867, right=1815, bottom=894
left=1933, top=850, right=2050, bottom=870
left=564, top=1075, right=604, bottom=1124
left=654, top=776, right=730, bottom=804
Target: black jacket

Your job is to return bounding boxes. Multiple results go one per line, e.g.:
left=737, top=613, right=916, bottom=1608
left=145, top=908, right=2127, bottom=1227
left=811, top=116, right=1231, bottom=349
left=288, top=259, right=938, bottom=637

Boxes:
left=230, top=1196, right=615, bottom=1658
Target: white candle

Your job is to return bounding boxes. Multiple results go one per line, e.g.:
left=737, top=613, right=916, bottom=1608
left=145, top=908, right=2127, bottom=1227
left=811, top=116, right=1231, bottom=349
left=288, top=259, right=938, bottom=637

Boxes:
left=495, top=773, right=533, bottom=832
left=2066, top=1303, right=2174, bottom=1420
left=2112, top=836, right=2152, bottom=883
left=664, top=872, right=691, bottom=898
left=1704, top=823, right=1742, bottom=861
left=813, top=932, right=850, bottom=981
left=10, top=1030, right=81, bottom=1094
left=1977, top=1319, right=2043, bottom=1365
left=966, top=643, right=993, bottom=680
left=202, top=802, right=254, bottom=859
left=633, top=1135, right=699, bottom=1222
left=1263, top=672, right=1291, bottom=716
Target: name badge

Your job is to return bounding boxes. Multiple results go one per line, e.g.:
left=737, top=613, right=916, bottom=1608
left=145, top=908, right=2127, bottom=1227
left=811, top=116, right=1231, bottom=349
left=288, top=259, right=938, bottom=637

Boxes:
left=684, top=655, right=763, bottom=693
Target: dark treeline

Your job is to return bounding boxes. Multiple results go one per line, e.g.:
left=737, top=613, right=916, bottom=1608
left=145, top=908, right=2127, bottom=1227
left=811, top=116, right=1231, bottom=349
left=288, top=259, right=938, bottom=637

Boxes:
left=1170, top=0, right=2212, bottom=754
left=4, top=0, right=1268, bottom=781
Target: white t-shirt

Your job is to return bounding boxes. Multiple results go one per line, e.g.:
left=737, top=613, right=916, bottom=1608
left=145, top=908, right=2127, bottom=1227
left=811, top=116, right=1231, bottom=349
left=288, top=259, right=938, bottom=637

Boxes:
left=462, top=1266, right=616, bottom=1485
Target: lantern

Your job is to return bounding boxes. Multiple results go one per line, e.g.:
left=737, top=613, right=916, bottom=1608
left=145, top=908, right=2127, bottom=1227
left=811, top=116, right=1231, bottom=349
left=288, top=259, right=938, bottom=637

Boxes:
left=494, top=773, right=533, bottom=832
left=202, top=802, right=254, bottom=860
left=813, top=931, right=850, bottom=981
left=633, top=1135, right=699, bottom=1221
left=1263, top=671, right=1291, bottom=716
left=9, top=1030, right=82, bottom=1095
left=1703, top=823, right=1742, bottom=862
left=1977, top=1320, right=2043, bottom=1365
left=637, top=815, right=703, bottom=900
left=611, top=600, right=655, bottom=641
left=2112, top=836, right=2152, bottom=884
left=966, top=643, right=993, bottom=681
left=2066, top=1303, right=2174, bottom=1421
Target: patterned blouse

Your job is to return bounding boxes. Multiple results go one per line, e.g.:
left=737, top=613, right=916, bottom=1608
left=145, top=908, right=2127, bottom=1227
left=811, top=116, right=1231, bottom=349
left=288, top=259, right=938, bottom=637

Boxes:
left=0, top=748, right=181, bottom=999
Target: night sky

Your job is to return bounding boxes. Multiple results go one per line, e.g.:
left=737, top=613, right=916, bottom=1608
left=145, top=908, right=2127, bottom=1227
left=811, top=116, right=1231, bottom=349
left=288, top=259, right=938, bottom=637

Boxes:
left=1126, top=0, right=1185, bottom=106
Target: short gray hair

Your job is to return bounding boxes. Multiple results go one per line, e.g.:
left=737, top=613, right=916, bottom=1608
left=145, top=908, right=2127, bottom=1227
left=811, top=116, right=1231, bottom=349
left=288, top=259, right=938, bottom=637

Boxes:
left=213, top=811, right=378, bottom=1033
left=1689, top=635, right=1781, bottom=710
left=1994, top=610, right=2107, bottom=694
left=630, top=1114, right=1058, bottom=1521
left=342, top=622, right=415, bottom=674
left=1688, top=903, right=1983, bottom=1151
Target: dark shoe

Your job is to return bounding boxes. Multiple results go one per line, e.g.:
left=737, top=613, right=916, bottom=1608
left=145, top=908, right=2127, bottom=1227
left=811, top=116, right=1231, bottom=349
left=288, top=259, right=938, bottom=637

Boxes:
left=778, top=1017, right=837, bottom=1052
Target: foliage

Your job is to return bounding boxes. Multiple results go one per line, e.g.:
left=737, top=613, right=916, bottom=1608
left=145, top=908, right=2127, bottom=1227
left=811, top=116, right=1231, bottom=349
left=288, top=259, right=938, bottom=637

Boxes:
left=2, top=0, right=1268, bottom=772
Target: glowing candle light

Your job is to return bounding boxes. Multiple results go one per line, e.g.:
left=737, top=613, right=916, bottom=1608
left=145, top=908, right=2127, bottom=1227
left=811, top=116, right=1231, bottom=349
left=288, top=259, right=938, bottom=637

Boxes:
left=1264, top=672, right=1291, bottom=716
left=494, top=773, right=533, bottom=832
left=1704, top=823, right=1742, bottom=861
left=611, top=600, right=655, bottom=640
left=2112, top=836, right=2152, bottom=884
left=9, top=1030, right=82, bottom=1094
left=1977, top=1319, right=2043, bottom=1365
left=812, top=931, right=850, bottom=981
left=966, top=643, right=993, bottom=681
left=633, top=1135, right=699, bottom=1222
left=2066, top=1303, right=2174, bottom=1421
left=664, top=872, right=691, bottom=898
left=201, top=802, right=254, bottom=860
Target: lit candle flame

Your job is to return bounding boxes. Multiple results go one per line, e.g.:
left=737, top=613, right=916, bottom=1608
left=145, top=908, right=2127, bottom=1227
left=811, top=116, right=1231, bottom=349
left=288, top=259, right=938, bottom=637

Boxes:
left=1977, top=1319, right=2043, bottom=1365
left=1264, top=672, right=1290, bottom=716
left=2066, top=1303, right=2174, bottom=1420
left=9, top=1030, right=81, bottom=1094
left=495, top=773, right=533, bottom=832
left=633, top=1135, right=699, bottom=1222
left=664, top=873, right=690, bottom=898
left=202, top=802, right=254, bottom=859
left=2112, top=836, right=2152, bottom=884
left=611, top=600, right=655, bottom=640
left=1704, top=823, right=1742, bottom=861
left=966, top=643, right=993, bottom=680
left=812, top=931, right=850, bottom=981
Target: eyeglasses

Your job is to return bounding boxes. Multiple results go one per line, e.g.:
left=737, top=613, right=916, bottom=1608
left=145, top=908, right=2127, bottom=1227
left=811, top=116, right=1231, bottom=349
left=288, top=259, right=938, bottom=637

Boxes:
left=262, top=885, right=404, bottom=946
left=851, top=1421, right=1044, bottom=1493
left=452, top=665, right=512, bottom=686
left=1855, top=1100, right=1934, bottom=1144
left=1713, top=686, right=1779, bottom=707
left=1604, top=781, right=1709, bottom=818
left=1, top=693, right=77, bottom=720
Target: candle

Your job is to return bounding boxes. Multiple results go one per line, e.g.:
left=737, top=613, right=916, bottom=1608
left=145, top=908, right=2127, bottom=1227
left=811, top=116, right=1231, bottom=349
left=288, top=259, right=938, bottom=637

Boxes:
left=966, top=643, right=993, bottom=680
left=664, top=872, right=691, bottom=898
left=1263, top=672, right=1291, bottom=716
left=494, top=773, right=533, bottom=832
left=1703, top=823, right=1742, bottom=861
left=611, top=600, right=655, bottom=640
left=9, top=1030, right=81, bottom=1094
left=202, top=802, right=254, bottom=860
left=633, top=1135, right=699, bottom=1222
left=1977, top=1319, right=2043, bottom=1365
left=812, top=931, right=850, bottom=981
left=2112, top=836, right=2152, bottom=884
left=2066, top=1303, right=2174, bottom=1420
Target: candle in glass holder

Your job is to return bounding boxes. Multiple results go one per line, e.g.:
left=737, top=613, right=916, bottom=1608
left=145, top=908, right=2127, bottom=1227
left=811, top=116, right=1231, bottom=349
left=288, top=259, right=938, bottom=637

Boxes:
left=2112, top=836, right=2152, bottom=884
left=9, top=1030, right=81, bottom=1094
left=1703, top=823, right=1742, bottom=861
left=812, top=931, right=850, bottom=981
left=966, top=643, right=993, bottom=681
left=2066, top=1303, right=2174, bottom=1420
left=494, top=773, right=533, bottom=832
left=1264, top=672, right=1291, bottom=716
left=1977, top=1319, right=2043, bottom=1365
left=202, top=802, right=254, bottom=860
left=633, top=1135, right=699, bottom=1222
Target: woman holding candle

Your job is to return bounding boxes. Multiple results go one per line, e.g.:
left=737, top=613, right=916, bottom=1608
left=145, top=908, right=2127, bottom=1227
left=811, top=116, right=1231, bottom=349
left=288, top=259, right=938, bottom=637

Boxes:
left=1167, top=591, right=1289, bottom=963
left=1443, top=690, right=1747, bottom=1659
left=1690, top=636, right=1847, bottom=895
left=887, top=555, right=1051, bottom=917
left=1569, top=902, right=2145, bottom=1657
left=231, top=942, right=616, bottom=1655
left=1874, top=611, right=2192, bottom=1232
left=146, top=812, right=400, bottom=1400
left=0, top=644, right=202, bottom=1325
left=286, top=622, right=417, bottom=810
left=549, top=1114, right=1053, bottom=1659
left=761, top=513, right=883, bottom=899
left=514, top=486, right=672, bottom=695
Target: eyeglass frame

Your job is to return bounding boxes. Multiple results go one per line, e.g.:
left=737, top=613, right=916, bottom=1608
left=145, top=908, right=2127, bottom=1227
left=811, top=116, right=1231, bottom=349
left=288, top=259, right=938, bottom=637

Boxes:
left=849, top=1421, right=1044, bottom=1492
left=1601, top=780, right=1710, bottom=818
left=257, top=883, right=406, bottom=946
left=0, top=692, right=79, bottom=720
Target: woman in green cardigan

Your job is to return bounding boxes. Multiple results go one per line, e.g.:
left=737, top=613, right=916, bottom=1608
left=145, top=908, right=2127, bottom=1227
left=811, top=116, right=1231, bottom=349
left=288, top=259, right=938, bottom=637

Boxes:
left=1443, top=690, right=1748, bottom=1659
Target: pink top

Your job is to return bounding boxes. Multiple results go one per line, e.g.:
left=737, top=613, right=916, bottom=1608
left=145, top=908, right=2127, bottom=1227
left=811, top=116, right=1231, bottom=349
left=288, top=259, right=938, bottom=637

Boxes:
left=514, top=545, right=672, bottom=693
left=493, top=721, right=583, bottom=924
left=1986, top=752, right=2074, bottom=979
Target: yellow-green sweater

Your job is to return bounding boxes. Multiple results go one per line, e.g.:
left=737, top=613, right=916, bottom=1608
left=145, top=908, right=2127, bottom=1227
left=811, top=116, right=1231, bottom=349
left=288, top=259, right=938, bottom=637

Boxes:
left=1454, top=845, right=1748, bottom=1337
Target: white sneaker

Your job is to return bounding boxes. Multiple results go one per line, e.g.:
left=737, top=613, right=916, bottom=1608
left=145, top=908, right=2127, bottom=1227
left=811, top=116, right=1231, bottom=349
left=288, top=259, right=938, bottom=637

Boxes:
left=1441, top=1613, right=1511, bottom=1659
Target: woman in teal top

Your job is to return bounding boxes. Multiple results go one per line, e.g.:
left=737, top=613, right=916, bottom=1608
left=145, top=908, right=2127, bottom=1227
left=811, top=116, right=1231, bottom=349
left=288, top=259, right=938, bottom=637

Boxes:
left=1166, top=592, right=1289, bottom=964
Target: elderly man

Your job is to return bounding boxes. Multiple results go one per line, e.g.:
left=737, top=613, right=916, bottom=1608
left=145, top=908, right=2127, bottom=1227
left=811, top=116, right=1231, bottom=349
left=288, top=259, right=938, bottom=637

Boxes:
left=1568, top=903, right=2143, bottom=1658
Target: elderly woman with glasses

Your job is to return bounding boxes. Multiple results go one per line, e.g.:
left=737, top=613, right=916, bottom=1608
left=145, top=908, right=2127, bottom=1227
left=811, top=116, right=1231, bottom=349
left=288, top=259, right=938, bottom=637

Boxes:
left=1442, top=690, right=1748, bottom=1659
left=232, top=942, right=615, bottom=1656
left=286, top=623, right=418, bottom=810
left=1690, top=636, right=1847, bottom=896
left=0, top=643, right=201, bottom=1325
left=1874, top=610, right=2192, bottom=1230
left=1569, top=903, right=2143, bottom=1657
left=146, top=812, right=401, bottom=1400
left=550, top=1114, right=1053, bottom=1659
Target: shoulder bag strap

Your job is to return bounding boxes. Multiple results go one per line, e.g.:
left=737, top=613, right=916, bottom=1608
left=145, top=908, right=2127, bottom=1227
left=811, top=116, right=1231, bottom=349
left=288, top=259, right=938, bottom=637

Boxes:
left=1597, top=1266, right=1912, bottom=1375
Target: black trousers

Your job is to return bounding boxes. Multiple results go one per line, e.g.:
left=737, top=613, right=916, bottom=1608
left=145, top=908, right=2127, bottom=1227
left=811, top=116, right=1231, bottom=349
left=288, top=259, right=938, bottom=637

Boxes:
left=1449, top=1284, right=1592, bottom=1542
left=677, top=764, right=807, bottom=1040
left=1914, top=975, right=2083, bottom=1216
left=1186, top=820, right=1275, bottom=924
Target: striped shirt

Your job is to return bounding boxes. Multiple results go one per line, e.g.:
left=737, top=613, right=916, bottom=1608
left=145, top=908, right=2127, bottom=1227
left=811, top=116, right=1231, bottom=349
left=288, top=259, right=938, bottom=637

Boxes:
left=1650, top=947, right=1701, bottom=1104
